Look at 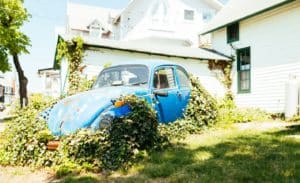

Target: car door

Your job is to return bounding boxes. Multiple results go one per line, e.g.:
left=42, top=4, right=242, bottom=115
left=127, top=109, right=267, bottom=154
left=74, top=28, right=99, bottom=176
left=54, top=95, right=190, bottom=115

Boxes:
left=174, top=66, right=191, bottom=117
left=152, top=66, right=181, bottom=123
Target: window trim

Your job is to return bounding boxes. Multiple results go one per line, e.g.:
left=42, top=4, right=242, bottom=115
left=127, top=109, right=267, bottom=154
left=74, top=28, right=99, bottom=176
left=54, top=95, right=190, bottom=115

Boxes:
left=152, top=66, right=177, bottom=91
left=237, top=47, right=251, bottom=94
left=227, top=22, right=239, bottom=43
left=175, top=66, right=191, bottom=89
left=184, top=9, right=195, bottom=21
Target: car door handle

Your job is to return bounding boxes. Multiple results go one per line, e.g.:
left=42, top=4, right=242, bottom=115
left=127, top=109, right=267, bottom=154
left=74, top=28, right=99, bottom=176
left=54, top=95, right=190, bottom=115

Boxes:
left=177, top=91, right=182, bottom=99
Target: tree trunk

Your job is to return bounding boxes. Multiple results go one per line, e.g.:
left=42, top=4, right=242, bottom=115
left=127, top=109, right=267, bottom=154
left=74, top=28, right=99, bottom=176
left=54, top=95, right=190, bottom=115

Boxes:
left=12, top=54, right=28, bottom=108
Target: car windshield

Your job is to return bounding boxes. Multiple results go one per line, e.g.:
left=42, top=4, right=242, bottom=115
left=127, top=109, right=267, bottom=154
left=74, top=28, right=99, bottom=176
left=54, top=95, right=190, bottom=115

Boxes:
left=93, top=65, right=149, bottom=88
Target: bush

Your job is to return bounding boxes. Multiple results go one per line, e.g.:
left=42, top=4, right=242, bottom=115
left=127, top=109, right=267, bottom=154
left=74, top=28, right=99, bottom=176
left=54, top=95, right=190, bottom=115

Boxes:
left=217, top=98, right=270, bottom=124
left=61, top=95, right=164, bottom=170
left=286, top=115, right=300, bottom=122
left=159, top=76, right=218, bottom=140
left=184, top=75, right=218, bottom=127
left=0, top=94, right=61, bottom=167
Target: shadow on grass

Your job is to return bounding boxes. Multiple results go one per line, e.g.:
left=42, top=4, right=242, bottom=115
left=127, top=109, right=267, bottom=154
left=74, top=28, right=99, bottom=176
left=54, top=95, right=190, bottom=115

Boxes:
left=54, top=175, right=100, bottom=183
left=55, top=126, right=300, bottom=183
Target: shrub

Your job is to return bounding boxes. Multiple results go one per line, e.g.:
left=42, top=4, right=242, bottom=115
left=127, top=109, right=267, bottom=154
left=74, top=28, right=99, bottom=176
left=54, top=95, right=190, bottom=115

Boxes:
left=61, top=95, right=164, bottom=170
left=286, top=115, right=300, bottom=122
left=184, top=75, right=218, bottom=127
left=217, top=98, right=270, bottom=124
left=159, top=76, right=218, bottom=140
left=0, top=94, right=61, bottom=167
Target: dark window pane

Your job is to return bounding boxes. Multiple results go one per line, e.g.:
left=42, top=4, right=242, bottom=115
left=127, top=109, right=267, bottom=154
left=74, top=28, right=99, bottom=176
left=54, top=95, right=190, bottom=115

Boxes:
left=184, top=10, right=194, bottom=20
left=227, top=22, right=239, bottom=43
left=153, top=68, right=175, bottom=89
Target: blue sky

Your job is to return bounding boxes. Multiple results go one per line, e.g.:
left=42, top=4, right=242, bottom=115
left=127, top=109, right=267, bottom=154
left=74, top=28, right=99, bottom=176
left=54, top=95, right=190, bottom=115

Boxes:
left=19, top=0, right=227, bottom=92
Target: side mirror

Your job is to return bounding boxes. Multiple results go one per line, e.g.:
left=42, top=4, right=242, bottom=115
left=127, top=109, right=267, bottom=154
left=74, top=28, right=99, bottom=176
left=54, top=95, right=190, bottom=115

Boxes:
left=153, top=90, right=168, bottom=97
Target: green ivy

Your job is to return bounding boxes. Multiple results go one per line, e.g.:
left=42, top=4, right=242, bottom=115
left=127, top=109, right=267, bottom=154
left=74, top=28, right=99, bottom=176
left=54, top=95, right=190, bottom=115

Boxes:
left=159, top=76, right=218, bottom=140
left=0, top=94, right=62, bottom=167
left=60, top=95, right=165, bottom=171
left=56, top=37, right=84, bottom=95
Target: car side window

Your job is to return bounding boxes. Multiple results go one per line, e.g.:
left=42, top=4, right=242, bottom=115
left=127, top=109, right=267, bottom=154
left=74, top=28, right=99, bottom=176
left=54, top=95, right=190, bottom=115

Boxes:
left=153, top=67, right=176, bottom=89
left=176, top=67, right=191, bottom=88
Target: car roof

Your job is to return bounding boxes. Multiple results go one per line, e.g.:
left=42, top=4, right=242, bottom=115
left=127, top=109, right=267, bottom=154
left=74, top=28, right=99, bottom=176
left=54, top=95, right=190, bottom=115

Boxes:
left=108, top=59, right=182, bottom=70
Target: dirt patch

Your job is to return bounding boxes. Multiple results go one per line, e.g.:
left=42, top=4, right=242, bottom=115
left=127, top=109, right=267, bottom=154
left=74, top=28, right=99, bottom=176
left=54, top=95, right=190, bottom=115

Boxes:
left=0, top=166, right=54, bottom=183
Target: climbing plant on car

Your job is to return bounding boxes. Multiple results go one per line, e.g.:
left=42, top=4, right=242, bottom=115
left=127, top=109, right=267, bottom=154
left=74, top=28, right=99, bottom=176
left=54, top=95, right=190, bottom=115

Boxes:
left=56, top=37, right=84, bottom=95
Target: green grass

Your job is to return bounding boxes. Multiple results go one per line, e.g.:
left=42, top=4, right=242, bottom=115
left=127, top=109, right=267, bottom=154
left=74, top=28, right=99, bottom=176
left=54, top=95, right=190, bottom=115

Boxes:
left=44, top=123, right=300, bottom=182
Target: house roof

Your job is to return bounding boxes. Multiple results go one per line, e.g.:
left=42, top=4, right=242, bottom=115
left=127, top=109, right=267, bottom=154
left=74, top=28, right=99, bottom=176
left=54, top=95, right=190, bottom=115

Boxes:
left=56, top=34, right=231, bottom=66
left=201, top=0, right=295, bottom=34
left=67, top=2, right=120, bottom=31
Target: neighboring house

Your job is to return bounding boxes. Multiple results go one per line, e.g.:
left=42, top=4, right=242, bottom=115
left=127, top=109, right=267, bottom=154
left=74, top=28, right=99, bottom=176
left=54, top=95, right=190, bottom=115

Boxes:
left=201, top=0, right=300, bottom=114
left=66, top=0, right=223, bottom=46
left=46, top=0, right=232, bottom=97
left=0, top=72, right=16, bottom=104
left=38, top=68, right=60, bottom=98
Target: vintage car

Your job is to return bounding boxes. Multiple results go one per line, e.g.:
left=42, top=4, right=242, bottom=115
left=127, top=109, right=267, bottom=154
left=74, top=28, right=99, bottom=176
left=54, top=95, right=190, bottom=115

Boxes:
left=43, top=61, right=191, bottom=136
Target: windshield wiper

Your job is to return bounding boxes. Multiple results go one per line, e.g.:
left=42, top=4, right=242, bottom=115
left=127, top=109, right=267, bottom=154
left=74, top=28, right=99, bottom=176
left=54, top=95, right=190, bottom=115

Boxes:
left=131, top=81, right=147, bottom=86
left=111, top=81, right=124, bottom=86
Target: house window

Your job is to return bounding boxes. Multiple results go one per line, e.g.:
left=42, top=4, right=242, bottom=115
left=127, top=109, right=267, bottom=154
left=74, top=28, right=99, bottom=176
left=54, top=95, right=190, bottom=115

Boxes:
left=184, top=10, right=194, bottom=21
left=203, top=12, right=212, bottom=22
left=227, top=22, right=239, bottom=43
left=89, top=25, right=101, bottom=38
left=237, top=47, right=251, bottom=93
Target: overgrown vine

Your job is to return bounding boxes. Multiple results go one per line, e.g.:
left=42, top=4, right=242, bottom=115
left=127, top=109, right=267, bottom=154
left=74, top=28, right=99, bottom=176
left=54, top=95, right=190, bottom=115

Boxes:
left=56, top=37, right=84, bottom=95
left=208, top=60, right=233, bottom=100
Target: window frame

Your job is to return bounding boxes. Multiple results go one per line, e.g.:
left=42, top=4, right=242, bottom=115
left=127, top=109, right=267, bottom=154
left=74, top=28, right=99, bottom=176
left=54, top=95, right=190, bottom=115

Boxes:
left=237, top=47, right=251, bottom=94
left=175, top=66, right=191, bottom=89
left=184, top=9, right=195, bottom=21
left=152, top=66, right=177, bottom=90
left=227, top=22, right=239, bottom=43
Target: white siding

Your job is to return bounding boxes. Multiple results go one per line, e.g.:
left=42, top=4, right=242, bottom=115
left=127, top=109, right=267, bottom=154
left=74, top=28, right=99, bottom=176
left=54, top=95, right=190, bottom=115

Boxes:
left=211, top=1, right=300, bottom=112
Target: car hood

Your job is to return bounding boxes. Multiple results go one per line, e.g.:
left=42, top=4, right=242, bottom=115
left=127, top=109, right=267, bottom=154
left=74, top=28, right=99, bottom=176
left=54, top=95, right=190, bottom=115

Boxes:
left=45, top=86, right=149, bottom=136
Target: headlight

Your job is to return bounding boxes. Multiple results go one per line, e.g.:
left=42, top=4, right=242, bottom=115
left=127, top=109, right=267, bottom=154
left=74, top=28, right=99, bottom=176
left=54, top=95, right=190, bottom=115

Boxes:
left=99, top=113, right=114, bottom=129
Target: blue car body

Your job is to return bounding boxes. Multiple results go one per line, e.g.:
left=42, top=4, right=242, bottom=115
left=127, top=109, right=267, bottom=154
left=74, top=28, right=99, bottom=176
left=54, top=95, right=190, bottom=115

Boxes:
left=43, top=61, right=191, bottom=136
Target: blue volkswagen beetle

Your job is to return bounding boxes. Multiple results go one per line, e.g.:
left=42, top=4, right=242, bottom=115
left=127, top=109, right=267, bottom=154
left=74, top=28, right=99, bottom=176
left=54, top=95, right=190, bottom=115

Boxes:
left=43, top=61, right=191, bottom=136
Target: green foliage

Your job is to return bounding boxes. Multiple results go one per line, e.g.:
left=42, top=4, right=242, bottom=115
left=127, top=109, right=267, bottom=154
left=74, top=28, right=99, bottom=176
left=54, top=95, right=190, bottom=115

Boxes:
left=77, top=77, right=96, bottom=93
left=286, top=115, right=300, bottom=122
left=0, top=94, right=61, bottom=167
left=61, top=130, right=106, bottom=170
left=0, top=0, right=31, bottom=72
left=185, top=75, right=218, bottom=127
left=217, top=98, right=270, bottom=124
left=60, top=95, right=163, bottom=171
left=158, top=76, right=218, bottom=140
left=56, top=37, right=84, bottom=95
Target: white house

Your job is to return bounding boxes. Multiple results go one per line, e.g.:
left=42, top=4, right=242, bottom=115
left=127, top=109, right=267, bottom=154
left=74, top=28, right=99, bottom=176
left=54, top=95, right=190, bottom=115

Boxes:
left=66, top=0, right=223, bottom=46
left=48, top=0, right=232, bottom=97
left=201, top=0, right=300, bottom=115
left=0, top=72, right=16, bottom=104
left=37, top=68, right=60, bottom=98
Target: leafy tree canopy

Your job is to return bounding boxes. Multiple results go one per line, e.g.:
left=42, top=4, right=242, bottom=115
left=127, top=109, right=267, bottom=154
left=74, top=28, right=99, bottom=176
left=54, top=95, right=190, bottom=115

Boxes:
left=0, top=0, right=31, bottom=72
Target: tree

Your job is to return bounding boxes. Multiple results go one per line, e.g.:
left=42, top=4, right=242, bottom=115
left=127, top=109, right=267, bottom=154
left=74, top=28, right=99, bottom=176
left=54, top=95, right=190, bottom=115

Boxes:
left=0, top=0, right=31, bottom=108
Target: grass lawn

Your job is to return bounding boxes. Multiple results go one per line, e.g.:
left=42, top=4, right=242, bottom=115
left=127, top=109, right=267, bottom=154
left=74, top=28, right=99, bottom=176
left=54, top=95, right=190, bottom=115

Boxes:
left=58, top=122, right=300, bottom=183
